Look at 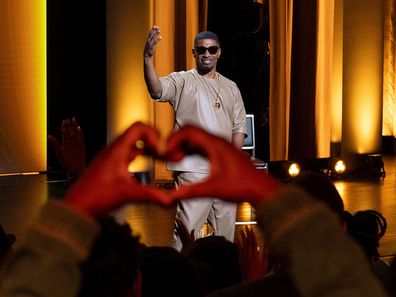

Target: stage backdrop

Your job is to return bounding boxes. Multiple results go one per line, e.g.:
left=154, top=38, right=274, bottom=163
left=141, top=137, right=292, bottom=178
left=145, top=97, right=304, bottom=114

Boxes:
left=0, top=1, right=47, bottom=174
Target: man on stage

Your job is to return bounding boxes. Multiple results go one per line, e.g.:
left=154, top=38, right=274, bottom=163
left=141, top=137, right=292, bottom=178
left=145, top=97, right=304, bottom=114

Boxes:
left=143, top=26, right=247, bottom=250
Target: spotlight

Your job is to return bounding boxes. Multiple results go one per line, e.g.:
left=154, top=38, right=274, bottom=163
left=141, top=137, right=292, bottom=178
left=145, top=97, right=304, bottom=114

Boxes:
left=288, top=162, right=301, bottom=177
left=267, top=160, right=301, bottom=180
left=334, top=160, right=346, bottom=174
left=328, top=157, right=347, bottom=179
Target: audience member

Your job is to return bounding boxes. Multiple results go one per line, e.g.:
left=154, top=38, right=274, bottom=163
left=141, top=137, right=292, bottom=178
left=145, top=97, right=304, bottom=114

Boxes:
left=347, top=209, right=391, bottom=283
left=77, top=215, right=141, bottom=297
left=0, top=122, right=389, bottom=297
left=48, top=118, right=86, bottom=180
left=0, top=224, right=16, bottom=285
left=167, top=125, right=388, bottom=297
left=288, top=171, right=345, bottom=221
left=0, top=122, right=169, bottom=297
left=385, top=257, right=396, bottom=296
left=185, top=236, right=242, bottom=294
left=138, top=246, right=201, bottom=297
left=237, top=226, right=269, bottom=282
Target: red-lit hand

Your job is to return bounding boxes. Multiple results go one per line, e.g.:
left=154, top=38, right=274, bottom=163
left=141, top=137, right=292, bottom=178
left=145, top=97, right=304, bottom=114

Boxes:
left=165, top=125, right=280, bottom=207
left=64, top=122, right=171, bottom=216
left=238, top=226, right=269, bottom=281
left=48, top=118, right=86, bottom=177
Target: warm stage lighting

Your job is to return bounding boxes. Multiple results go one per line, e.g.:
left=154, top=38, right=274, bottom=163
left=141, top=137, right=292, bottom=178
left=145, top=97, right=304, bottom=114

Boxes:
left=288, top=163, right=301, bottom=177
left=334, top=160, right=346, bottom=174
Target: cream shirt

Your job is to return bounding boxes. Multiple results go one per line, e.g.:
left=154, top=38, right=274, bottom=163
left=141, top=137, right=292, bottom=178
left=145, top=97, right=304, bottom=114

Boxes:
left=158, top=68, right=247, bottom=173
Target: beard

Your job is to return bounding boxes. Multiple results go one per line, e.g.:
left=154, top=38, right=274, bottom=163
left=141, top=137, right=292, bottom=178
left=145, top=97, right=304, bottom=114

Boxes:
left=196, top=61, right=216, bottom=75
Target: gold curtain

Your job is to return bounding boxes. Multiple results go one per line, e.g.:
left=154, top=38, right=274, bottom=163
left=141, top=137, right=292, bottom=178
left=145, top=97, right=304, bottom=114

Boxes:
left=383, top=0, right=396, bottom=137
left=269, top=0, right=293, bottom=160
left=199, top=0, right=208, bottom=31
left=342, top=0, right=384, bottom=155
left=107, top=0, right=154, bottom=173
left=315, top=0, right=335, bottom=157
left=153, top=0, right=200, bottom=179
left=106, top=1, right=200, bottom=179
left=330, top=0, right=344, bottom=148
left=0, top=0, right=47, bottom=174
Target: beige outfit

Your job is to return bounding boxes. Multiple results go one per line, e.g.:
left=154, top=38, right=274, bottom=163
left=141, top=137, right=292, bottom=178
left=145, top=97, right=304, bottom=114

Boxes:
left=157, top=68, right=247, bottom=249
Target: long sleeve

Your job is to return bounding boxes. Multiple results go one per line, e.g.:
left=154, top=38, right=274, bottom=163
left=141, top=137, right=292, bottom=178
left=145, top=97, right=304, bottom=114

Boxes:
left=0, top=201, right=100, bottom=297
left=257, top=186, right=388, bottom=297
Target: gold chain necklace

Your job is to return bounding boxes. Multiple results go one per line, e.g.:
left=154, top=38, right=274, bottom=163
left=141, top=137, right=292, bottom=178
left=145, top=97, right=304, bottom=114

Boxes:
left=214, top=73, right=221, bottom=109
left=202, top=72, right=221, bottom=109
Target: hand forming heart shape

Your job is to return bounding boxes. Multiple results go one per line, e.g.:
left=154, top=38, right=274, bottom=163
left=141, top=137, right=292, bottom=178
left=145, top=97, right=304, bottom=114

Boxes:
left=65, top=122, right=279, bottom=216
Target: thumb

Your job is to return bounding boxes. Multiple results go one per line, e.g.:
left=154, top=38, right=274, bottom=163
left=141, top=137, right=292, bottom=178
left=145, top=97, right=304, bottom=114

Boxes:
left=48, top=135, right=61, bottom=151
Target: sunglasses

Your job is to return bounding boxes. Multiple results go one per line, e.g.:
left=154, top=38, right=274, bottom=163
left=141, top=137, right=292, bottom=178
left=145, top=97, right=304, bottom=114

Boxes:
left=194, top=46, right=219, bottom=55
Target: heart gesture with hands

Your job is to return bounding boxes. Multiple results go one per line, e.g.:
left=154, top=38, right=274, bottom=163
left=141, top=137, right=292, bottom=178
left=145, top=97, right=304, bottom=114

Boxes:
left=64, top=122, right=171, bottom=215
left=64, top=122, right=280, bottom=216
left=165, top=125, right=280, bottom=207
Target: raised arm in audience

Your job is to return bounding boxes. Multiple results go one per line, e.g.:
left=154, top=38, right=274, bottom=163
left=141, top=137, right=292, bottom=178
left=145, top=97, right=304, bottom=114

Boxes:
left=0, top=122, right=169, bottom=297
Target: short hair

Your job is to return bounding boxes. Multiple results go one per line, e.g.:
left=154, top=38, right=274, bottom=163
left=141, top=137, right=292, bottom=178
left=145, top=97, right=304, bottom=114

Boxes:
left=289, top=171, right=344, bottom=218
left=78, top=216, right=140, bottom=297
left=194, top=31, right=220, bottom=48
left=186, top=236, right=242, bottom=293
left=139, top=246, right=201, bottom=297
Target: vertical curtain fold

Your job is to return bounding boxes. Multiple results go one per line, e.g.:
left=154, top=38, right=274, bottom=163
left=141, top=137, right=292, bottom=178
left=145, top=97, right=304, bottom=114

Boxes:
left=153, top=0, right=200, bottom=179
left=315, top=0, right=335, bottom=157
left=269, top=0, right=293, bottom=160
left=383, top=0, right=396, bottom=137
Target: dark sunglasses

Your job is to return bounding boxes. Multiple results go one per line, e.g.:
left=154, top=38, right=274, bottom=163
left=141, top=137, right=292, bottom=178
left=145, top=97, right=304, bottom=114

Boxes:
left=194, top=46, right=219, bottom=55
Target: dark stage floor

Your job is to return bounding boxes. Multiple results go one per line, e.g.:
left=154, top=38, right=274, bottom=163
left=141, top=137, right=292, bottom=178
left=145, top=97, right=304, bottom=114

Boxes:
left=0, top=155, right=395, bottom=261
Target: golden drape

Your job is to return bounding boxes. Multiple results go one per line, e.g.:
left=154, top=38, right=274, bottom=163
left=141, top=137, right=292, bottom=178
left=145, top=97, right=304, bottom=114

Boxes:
left=383, top=0, right=396, bottom=137
left=269, top=0, right=293, bottom=160
left=153, top=0, right=199, bottom=179
left=0, top=1, right=47, bottom=173
left=107, top=1, right=200, bottom=179
left=315, top=0, right=335, bottom=157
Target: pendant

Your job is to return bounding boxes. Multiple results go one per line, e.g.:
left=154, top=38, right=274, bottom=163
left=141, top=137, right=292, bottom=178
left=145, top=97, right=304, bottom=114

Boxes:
left=214, top=101, right=221, bottom=109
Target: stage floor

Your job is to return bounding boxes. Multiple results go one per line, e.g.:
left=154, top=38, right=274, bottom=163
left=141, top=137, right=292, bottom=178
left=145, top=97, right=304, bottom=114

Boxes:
left=0, top=155, right=395, bottom=260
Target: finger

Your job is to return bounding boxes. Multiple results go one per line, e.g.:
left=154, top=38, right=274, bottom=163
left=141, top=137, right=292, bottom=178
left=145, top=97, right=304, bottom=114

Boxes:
left=147, top=27, right=161, bottom=44
left=76, top=126, right=84, bottom=141
left=115, top=122, right=160, bottom=161
left=166, top=125, right=213, bottom=157
left=48, top=135, right=61, bottom=151
left=63, top=118, right=77, bottom=142
left=61, top=119, right=67, bottom=144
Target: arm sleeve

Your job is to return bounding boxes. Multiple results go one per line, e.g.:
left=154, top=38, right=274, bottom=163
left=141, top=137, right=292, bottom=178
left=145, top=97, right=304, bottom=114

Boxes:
left=0, top=201, right=100, bottom=297
left=232, top=86, right=247, bottom=136
left=158, top=71, right=186, bottom=104
left=257, top=186, right=388, bottom=297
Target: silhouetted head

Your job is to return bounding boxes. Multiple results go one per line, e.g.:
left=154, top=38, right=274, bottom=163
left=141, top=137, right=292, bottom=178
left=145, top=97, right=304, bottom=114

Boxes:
left=139, top=246, right=201, bottom=297
left=0, top=224, right=15, bottom=253
left=78, top=216, right=140, bottom=297
left=289, top=171, right=344, bottom=219
left=347, top=209, right=387, bottom=260
left=186, top=236, right=242, bottom=294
